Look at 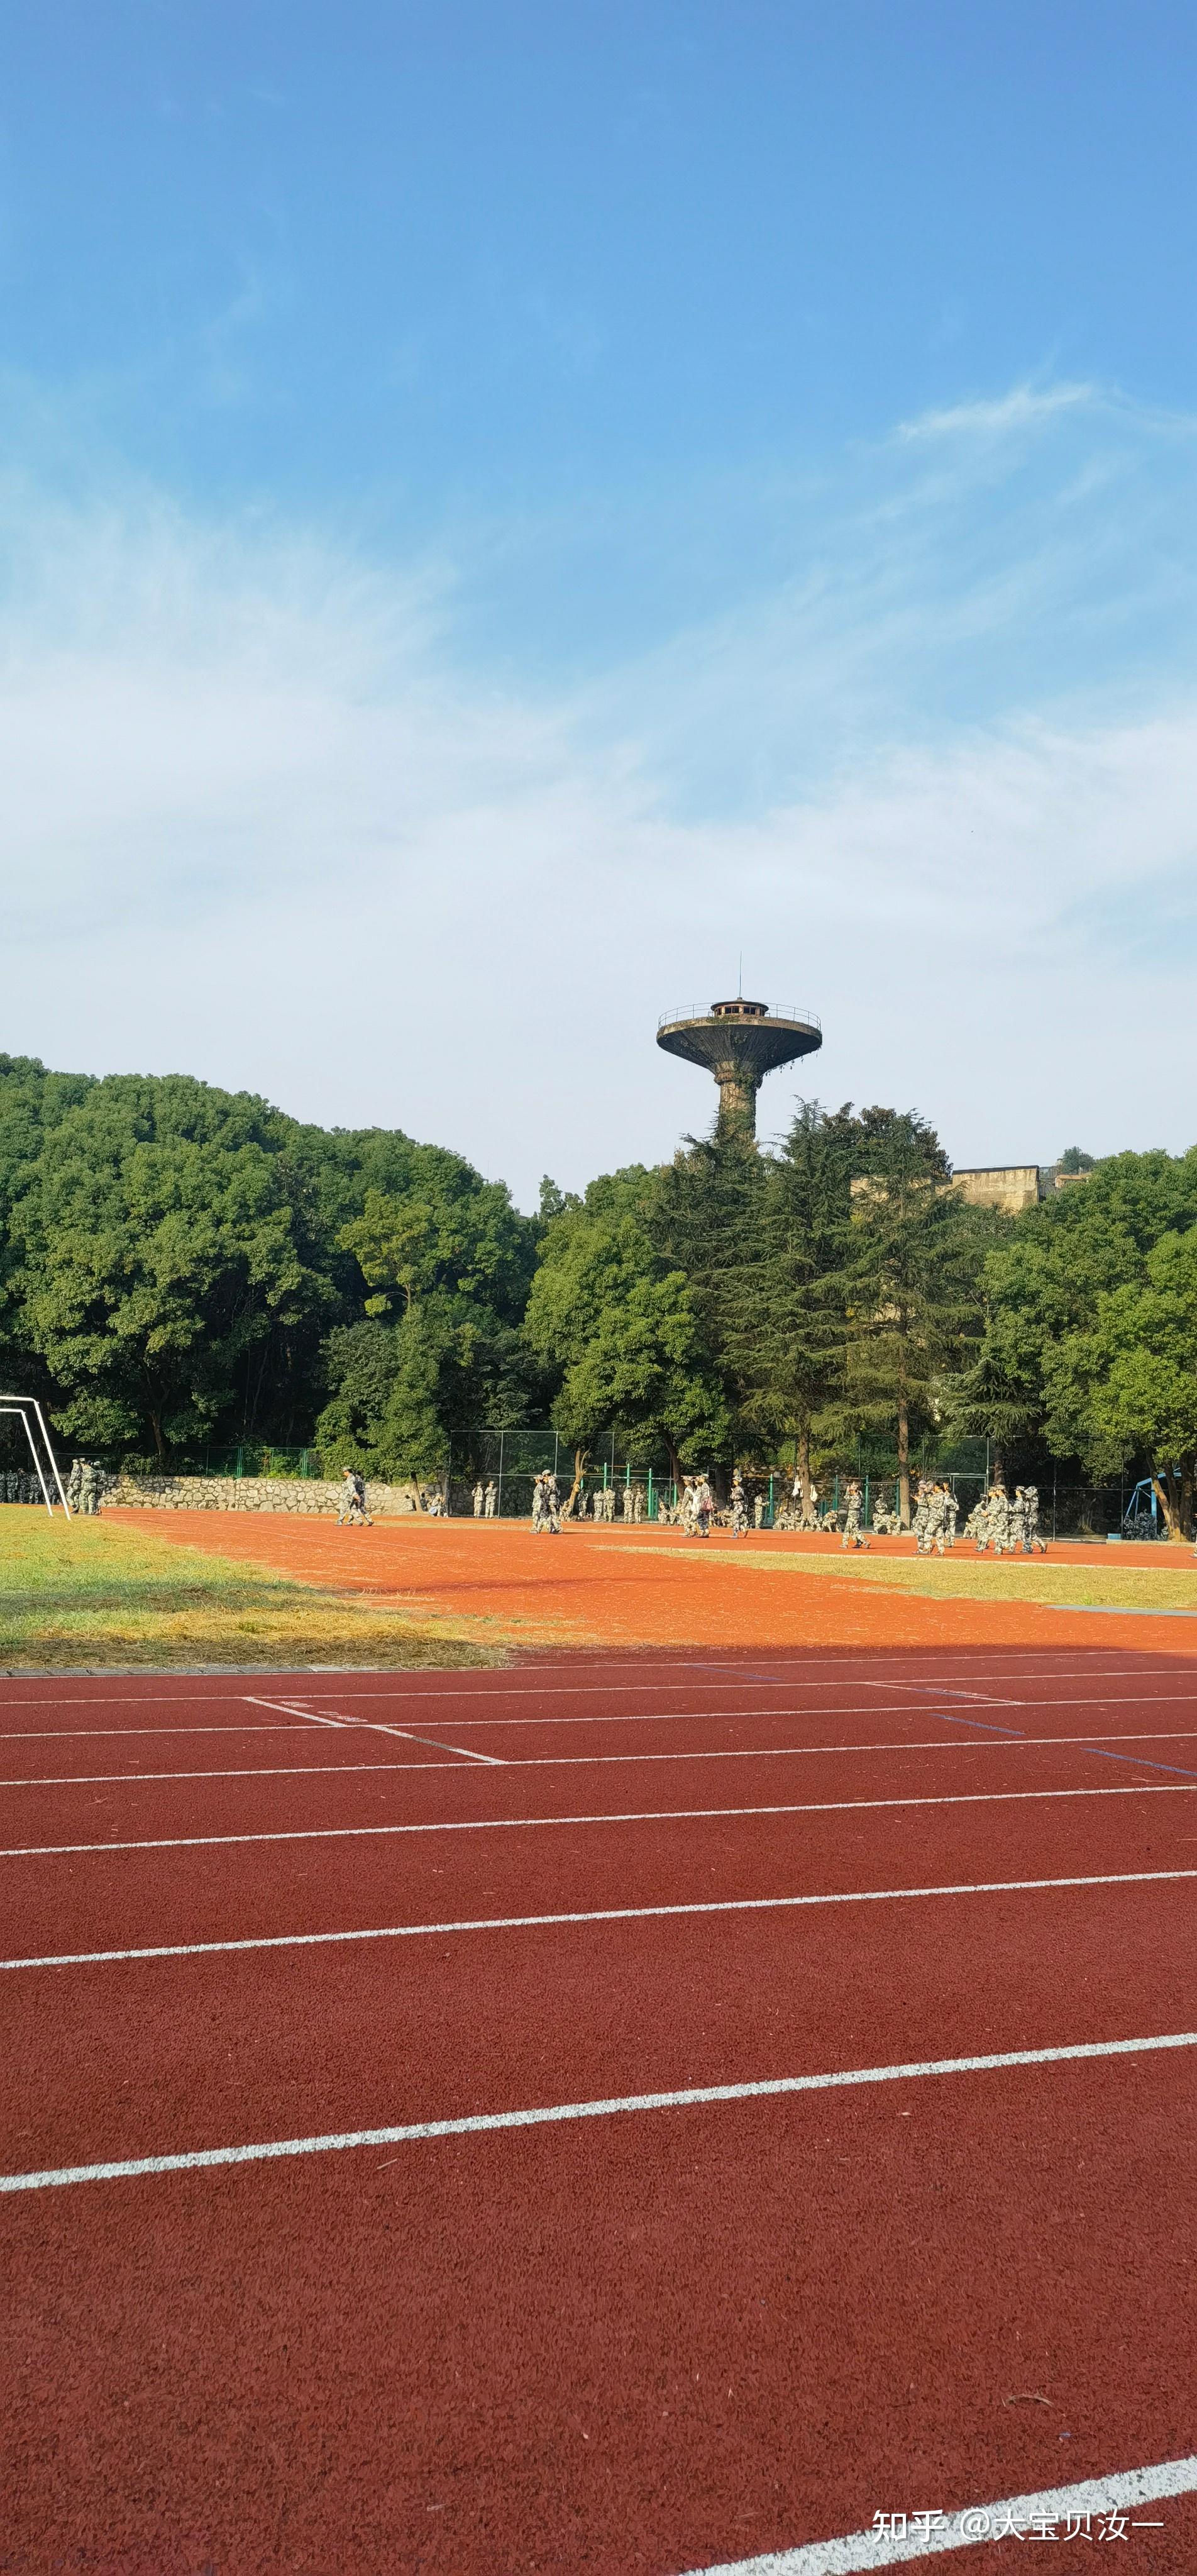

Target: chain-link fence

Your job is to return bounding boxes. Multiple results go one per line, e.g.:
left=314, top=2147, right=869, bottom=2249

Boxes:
left=199, top=1445, right=322, bottom=1480
left=446, top=1429, right=681, bottom=1522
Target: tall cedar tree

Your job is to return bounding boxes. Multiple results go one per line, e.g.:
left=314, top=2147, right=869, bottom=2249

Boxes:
left=832, top=1109, right=986, bottom=1526
left=654, top=1107, right=852, bottom=1509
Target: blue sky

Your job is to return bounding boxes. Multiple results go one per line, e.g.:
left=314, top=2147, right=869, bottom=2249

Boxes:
left=3, top=2, right=1197, bottom=1200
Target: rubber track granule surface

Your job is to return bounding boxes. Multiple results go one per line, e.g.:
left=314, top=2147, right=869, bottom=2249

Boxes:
left=3, top=1649, right=1195, bottom=2572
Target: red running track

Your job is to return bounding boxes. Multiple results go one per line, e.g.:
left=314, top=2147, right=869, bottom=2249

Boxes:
left=3, top=1647, right=1196, bottom=2574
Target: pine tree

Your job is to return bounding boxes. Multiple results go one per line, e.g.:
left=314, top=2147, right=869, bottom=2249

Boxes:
left=838, top=1114, right=986, bottom=1526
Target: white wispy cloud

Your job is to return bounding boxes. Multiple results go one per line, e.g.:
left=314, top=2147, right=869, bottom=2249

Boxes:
left=895, top=382, right=1098, bottom=442
left=1, top=381, right=1196, bottom=1201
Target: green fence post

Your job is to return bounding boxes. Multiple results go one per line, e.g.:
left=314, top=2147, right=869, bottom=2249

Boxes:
left=648, top=1468, right=654, bottom=1520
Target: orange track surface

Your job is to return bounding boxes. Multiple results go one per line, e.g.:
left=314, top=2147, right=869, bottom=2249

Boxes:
left=104, top=1511, right=1197, bottom=1658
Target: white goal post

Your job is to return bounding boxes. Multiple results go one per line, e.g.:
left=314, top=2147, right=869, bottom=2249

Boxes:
left=0, top=1396, right=71, bottom=1516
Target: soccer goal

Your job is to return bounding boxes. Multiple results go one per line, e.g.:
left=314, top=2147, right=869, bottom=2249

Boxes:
left=0, top=1396, right=71, bottom=1516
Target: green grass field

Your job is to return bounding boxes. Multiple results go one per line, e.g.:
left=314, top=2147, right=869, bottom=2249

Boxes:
left=0, top=1511, right=498, bottom=1668
left=698, top=1543, right=1197, bottom=1614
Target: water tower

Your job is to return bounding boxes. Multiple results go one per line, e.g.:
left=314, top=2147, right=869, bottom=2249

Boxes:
left=656, top=994, right=822, bottom=1141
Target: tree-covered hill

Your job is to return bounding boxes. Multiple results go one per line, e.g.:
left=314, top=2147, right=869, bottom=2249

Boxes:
left=3, top=1050, right=1193, bottom=1534
left=0, top=1055, right=542, bottom=1472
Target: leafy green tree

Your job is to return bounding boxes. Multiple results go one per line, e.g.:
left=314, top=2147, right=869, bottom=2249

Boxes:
left=335, top=1151, right=536, bottom=1321
left=524, top=1167, right=729, bottom=1492
left=315, top=1314, right=446, bottom=1480
left=1044, top=1227, right=1197, bottom=1538
left=316, top=1299, right=543, bottom=1481
left=317, top=1145, right=543, bottom=1475
left=0, top=1054, right=95, bottom=1405
left=973, top=1150, right=1197, bottom=1537
left=339, top=1192, right=443, bottom=1318
left=11, top=1075, right=331, bottom=1463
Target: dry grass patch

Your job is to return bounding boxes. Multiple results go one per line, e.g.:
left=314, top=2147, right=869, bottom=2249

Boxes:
left=0, top=1510, right=501, bottom=1668
left=695, top=1544, right=1197, bottom=1614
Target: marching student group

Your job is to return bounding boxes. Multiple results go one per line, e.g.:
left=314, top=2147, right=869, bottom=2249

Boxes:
left=514, top=1464, right=1049, bottom=1552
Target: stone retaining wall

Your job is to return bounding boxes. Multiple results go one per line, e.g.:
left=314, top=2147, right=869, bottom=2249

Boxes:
left=104, top=1475, right=428, bottom=1517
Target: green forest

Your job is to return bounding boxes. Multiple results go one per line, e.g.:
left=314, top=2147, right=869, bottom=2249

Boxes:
left=2, top=1052, right=1196, bottom=1534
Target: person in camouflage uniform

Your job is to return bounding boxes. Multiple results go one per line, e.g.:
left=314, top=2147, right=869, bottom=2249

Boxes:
left=841, top=1479, right=868, bottom=1550
left=338, top=1467, right=371, bottom=1526
left=985, top=1485, right=1012, bottom=1553
left=79, top=1460, right=101, bottom=1515
left=66, top=1457, right=83, bottom=1513
left=923, top=1484, right=948, bottom=1556
left=1022, top=1483, right=1047, bottom=1553
left=472, top=1480, right=485, bottom=1518
left=729, top=1470, right=747, bottom=1536
left=944, top=1484, right=959, bottom=1548
left=484, top=1480, right=497, bottom=1518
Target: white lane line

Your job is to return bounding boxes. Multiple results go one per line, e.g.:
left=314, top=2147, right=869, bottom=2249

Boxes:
left=856, top=1680, right=1018, bottom=1706
left=5, top=1778, right=1193, bottom=1859
left=7, top=1690, right=1197, bottom=1746
left=383, top=1728, right=505, bottom=1764
left=0, top=1673, right=791, bottom=1715
left=288, top=1689, right=1197, bottom=1729
left=245, top=1695, right=360, bottom=1723
left=0, top=1726, right=333, bottom=1742
left=301, top=1670, right=1194, bottom=1703
left=244, top=1693, right=504, bottom=1764
left=8, top=1688, right=1197, bottom=1743
left=13, top=1726, right=1197, bottom=1789
left=7, top=1867, right=1194, bottom=1973
left=0, top=1660, right=1189, bottom=1713
left=5, top=2029, right=1195, bottom=2196
left=0, top=1759, right=507, bottom=1784
left=680, top=2455, right=1197, bottom=2575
